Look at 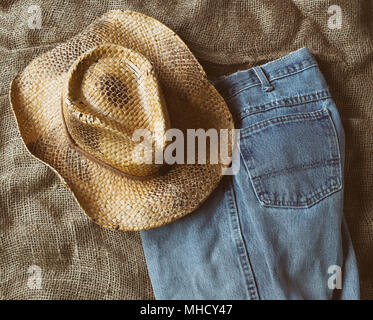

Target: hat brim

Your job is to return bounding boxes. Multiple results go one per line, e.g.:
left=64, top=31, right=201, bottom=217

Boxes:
left=9, top=10, right=234, bottom=230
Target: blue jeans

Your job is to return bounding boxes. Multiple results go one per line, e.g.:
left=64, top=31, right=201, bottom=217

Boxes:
left=140, top=48, right=360, bottom=299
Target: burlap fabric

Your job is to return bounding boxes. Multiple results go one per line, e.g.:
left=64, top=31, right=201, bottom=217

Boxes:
left=1, top=1, right=372, bottom=299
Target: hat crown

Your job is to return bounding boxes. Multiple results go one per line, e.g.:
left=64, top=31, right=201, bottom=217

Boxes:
left=62, top=44, right=170, bottom=178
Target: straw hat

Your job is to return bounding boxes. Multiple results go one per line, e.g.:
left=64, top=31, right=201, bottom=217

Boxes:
left=9, top=10, right=234, bottom=230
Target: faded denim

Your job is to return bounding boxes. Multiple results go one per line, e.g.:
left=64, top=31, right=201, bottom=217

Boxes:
left=140, top=48, right=360, bottom=300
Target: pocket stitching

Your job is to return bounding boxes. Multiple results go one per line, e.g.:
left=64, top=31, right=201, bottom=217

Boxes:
left=241, top=108, right=329, bottom=137
left=242, top=107, right=342, bottom=209
left=238, top=89, right=331, bottom=121
left=256, top=177, right=342, bottom=208
left=251, top=158, right=340, bottom=180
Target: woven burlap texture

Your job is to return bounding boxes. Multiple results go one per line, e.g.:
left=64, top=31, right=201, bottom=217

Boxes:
left=1, top=1, right=372, bottom=299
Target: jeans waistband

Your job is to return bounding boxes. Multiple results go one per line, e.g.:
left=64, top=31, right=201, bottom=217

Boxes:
left=211, top=47, right=330, bottom=119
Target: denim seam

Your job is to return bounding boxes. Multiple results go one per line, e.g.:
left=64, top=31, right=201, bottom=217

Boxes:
left=212, top=50, right=315, bottom=86
left=226, top=179, right=260, bottom=300
left=257, top=179, right=342, bottom=208
left=225, top=63, right=318, bottom=100
left=251, top=158, right=340, bottom=180
left=240, top=108, right=329, bottom=137
left=325, top=108, right=344, bottom=188
left=269, top=63, right=318, bottom=82
left=238, top=90, right=331, bottom=122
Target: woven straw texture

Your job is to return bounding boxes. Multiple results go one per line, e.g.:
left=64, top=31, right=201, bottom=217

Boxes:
left=10, top=11, right=234, bottom=231
left=63, top=44, right=170, bottom=178
left=1, top=0, right=372, bottom=299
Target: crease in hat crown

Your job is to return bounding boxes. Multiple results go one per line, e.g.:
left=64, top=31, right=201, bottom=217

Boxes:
left=9, top=10, right=235, bottom=231
left=62, top=43, right=170, bottom=178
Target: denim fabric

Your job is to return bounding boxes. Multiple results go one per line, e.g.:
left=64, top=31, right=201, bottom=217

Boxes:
left=140, top=48, right=360, bottom=300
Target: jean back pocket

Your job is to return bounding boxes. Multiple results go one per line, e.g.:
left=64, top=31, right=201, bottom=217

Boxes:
left=240, top=108, right=342, bottom=208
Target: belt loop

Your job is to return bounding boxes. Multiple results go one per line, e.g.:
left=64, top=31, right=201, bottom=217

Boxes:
left=253, top=66, right=274, bottom=92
